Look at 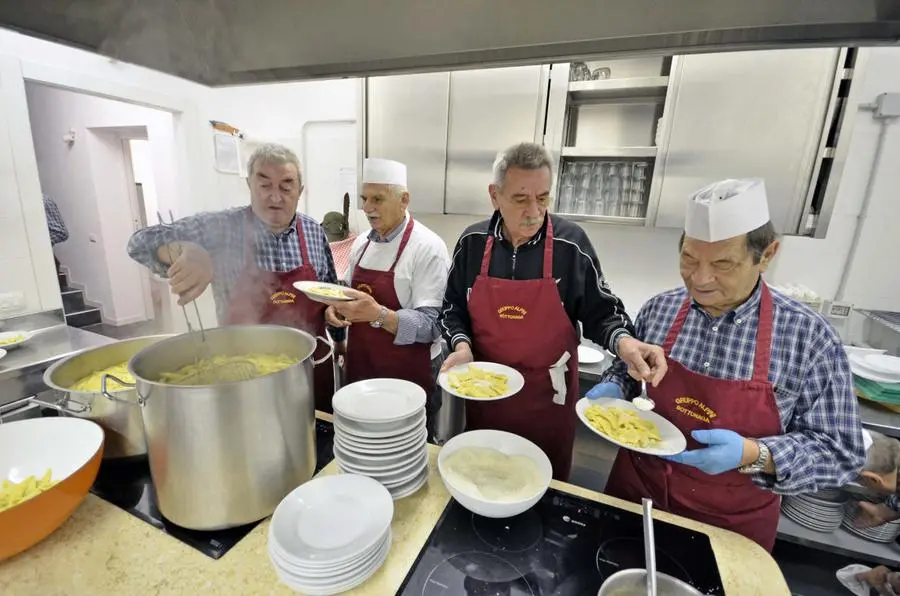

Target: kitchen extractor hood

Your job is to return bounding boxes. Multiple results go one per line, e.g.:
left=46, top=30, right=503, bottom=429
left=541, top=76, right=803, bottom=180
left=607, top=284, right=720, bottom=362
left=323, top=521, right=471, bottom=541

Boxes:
left=0, top=0, right=898, bottom=86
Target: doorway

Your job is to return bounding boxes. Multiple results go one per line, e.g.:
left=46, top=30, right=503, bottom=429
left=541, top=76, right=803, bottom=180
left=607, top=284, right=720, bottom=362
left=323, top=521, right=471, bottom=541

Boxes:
left=24, top=82, right=176, bottom=331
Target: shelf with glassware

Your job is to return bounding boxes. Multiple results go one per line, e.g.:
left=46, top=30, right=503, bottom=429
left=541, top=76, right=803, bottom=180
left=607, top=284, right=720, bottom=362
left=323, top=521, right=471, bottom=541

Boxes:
left=550, top=58, right=672, bottom=225
left=554, top=158, right=654, bottom=224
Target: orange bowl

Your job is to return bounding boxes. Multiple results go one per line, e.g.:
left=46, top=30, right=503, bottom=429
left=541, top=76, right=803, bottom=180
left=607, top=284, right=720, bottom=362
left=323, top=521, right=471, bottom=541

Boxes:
left=0, top=417, right=104, bottom=561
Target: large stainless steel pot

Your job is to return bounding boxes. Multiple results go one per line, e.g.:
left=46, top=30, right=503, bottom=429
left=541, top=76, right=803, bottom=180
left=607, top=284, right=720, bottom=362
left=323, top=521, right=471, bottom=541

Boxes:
left=42, top=335, right=171, bottom=459
left=105, top=325, right=327, bottom=531
left=597, top=569, right=703, bottom=596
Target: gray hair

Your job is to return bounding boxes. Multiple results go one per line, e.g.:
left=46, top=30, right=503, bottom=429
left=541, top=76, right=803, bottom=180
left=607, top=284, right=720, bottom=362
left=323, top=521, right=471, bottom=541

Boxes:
left=246, top=143, right=302, bottom=182
left=678, top=220, right=778, bottom=265
left=864, top=431, right=900, bottom=475
left=492, top=142, right=553, bottom=188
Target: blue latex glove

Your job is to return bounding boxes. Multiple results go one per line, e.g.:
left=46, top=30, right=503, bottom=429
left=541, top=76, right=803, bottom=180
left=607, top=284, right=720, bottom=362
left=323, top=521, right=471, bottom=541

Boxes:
left=662, top=429, right=746, bottom=475
left=586, top=382, right=624, bottom=400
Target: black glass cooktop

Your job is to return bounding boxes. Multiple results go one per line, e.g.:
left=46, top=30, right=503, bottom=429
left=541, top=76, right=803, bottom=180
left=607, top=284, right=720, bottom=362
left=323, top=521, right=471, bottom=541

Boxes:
left=89, top=419, right=335, bottom=560
left=397, top=488, right=725, bottom=595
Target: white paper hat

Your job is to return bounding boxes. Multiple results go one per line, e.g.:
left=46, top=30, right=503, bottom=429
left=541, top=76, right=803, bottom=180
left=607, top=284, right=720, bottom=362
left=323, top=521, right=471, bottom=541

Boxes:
left=684, top=178, right=770, bottom=242
left=363, top=158, right=407, bottom=187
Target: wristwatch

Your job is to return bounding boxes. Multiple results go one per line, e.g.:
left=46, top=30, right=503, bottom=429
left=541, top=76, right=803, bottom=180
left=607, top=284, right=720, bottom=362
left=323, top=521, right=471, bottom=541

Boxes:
left=738, top=440, right=770, bottom=474
left=370, top=306, right=388, bottom=329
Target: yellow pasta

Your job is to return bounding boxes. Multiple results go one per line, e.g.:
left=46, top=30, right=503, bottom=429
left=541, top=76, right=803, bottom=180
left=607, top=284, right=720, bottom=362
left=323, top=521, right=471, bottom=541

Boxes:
left=307, top=285, right=347, bottom=299
left=0, top=469, right=57, bottom=513
left=158, top=353, right=299, bottom=385
left=70, top=362, right=134, bottom=392
left=584, top=405, right=662, bottom=448
left=448, top=365, right=509, bottom=398
left=0, top=334, right=25, bottom=346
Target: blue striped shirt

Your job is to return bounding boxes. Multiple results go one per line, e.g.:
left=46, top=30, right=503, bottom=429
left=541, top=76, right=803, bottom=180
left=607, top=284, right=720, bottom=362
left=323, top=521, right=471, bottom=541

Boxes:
left=43, top=195, right=68, bottom=245
left=127, top=207, right=344, bottom=340
left=601, top=281, right=865, bottom=494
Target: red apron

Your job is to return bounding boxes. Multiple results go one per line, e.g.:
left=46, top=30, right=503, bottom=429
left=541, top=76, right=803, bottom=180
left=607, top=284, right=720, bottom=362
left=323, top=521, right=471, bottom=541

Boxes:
left=605, top=282, right=783, bottom=551
left=225, top=210, right=335, bottom=413
left=465, top=218, right=580, bottom=481
left=344, top=217, right=434, bottom=395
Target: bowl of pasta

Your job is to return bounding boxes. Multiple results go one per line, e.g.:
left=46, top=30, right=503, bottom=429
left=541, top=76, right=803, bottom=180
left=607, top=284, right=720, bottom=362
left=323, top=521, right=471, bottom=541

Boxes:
left=0, top=417, right=104, bottom=561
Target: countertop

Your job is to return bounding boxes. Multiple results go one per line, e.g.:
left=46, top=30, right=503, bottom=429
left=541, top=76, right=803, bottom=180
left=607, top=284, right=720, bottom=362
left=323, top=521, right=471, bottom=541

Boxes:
left=1, top=446, right=789, bottom=595
left=0, top=324, right=114, bottom=381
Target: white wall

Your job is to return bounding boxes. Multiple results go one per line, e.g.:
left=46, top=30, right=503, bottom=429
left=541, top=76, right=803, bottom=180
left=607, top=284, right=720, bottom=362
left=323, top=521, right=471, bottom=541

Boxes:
left=129, top=139, right=160, bottom=224
left=202, top=79, right=365, bottom=228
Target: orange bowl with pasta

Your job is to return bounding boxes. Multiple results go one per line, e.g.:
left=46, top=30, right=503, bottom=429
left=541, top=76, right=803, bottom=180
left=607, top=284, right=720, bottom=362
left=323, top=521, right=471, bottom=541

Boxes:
left=0, top=417, right=104, bottom=561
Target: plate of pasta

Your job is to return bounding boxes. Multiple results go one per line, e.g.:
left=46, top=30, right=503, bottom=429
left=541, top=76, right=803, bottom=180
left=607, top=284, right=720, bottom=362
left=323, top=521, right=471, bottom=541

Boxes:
left=293, top=281, right=353, bottom=304
left=575, top=397, right=686, bottom=456
left=438, top=362, right=524, bottom=401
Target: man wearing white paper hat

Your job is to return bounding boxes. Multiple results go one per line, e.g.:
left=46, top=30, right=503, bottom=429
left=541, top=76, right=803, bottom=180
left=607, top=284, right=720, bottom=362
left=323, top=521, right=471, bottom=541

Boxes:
left=325, top=158, right=450, bottom=436
left=592, top=178, right=864, bottom=551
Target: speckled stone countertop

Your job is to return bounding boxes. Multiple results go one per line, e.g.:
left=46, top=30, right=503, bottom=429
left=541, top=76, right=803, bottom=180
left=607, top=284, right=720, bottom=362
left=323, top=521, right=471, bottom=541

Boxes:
left=0, top=446, right=789, bottom=596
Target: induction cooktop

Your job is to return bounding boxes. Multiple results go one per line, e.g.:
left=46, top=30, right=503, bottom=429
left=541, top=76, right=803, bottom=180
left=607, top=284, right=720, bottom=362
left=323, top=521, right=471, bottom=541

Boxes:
left=397, top=488, right=725, bottom=595
left=88, top=419, right=335, bottom=559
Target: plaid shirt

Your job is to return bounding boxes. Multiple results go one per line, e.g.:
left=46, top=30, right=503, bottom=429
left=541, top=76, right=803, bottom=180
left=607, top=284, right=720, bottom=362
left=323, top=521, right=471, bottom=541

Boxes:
left=601, top=282, right=865, bottom=495
left=127, top=207, right=344, bottom=340
left=43, top=195, right=68, bottom=245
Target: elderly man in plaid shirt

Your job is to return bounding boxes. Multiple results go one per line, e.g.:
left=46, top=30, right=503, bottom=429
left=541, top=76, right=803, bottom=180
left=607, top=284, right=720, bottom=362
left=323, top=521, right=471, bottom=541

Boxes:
left=127, top=143, right=341, bottom=413
left=589, top=179, right=865, bottom=551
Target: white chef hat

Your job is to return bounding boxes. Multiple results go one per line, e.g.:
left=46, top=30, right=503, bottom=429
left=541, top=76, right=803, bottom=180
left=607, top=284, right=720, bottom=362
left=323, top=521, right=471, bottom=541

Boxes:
left=363, top=158, right=407, bottom=187
left=684, top=178, right=770, bottom=242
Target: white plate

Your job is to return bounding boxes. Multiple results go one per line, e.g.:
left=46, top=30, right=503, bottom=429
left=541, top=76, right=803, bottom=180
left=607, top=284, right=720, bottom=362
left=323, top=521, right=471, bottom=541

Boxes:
left=864, top=354, right=900, bottom=377
left=438, top=362, right=525, bottom=402
left=269, top=526, right=389, bottom=576
left=334, top=408, right=425, bottom=438
left=333, top=440, right=426, bottom=469
left=387, top=466, right=430, bottom=500
left=0, top=348, right=6, bottom=362
left=850, top=356, right=900, bottom=385
left=335, top=411, right=425, bottom=439
left=336, top=427, right=427, bottom=454
left=332, top=378, right=427, bottom=423
left=292, top=280, right=354, bottom=303
left=0, top=330, right=32, bottom=350
left=269, top=474, right=393, bottom=566
left=577, top=345, right=605, bottom=365
left=274, top=532, right=391, bottom=595
left=575, top=397, right=686, bottom=456
left=336, top=446, right=427, bottom=475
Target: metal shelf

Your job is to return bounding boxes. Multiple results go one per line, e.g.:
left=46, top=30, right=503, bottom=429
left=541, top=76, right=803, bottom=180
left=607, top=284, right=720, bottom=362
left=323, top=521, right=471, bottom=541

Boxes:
left=561, top=147, right=658, bottom=159
left=777, top=514, right=900, bottom=567
left=858, top=399, right=900, bottom=439
left=568, top=77, right=669, bottom=101
left=553, top=213, right=646, bottom=226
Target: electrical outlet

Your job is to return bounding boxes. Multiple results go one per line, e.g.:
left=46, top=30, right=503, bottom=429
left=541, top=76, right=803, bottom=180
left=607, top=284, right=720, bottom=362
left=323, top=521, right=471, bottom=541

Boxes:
left=0, top=292, right=25, bottom=313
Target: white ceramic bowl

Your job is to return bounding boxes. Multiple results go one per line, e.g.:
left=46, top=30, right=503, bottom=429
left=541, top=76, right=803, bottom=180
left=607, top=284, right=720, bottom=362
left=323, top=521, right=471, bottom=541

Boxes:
left=437, top=429, right=552, bottom=519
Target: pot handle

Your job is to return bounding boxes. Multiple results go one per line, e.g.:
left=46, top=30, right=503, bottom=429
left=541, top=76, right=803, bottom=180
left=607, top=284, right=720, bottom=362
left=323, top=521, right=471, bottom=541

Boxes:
left=313, top=335, right=335, bottom=366
left=32, top=392, right=91, bottom=415
left=101, top=374, right=146, bottom=406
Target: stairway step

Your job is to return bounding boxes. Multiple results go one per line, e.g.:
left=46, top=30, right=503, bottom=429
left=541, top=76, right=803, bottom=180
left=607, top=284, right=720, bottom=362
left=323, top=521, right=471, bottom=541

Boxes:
left=60, top=289, right=85, bottom=313
left=66, top=307, right=102, bottom=328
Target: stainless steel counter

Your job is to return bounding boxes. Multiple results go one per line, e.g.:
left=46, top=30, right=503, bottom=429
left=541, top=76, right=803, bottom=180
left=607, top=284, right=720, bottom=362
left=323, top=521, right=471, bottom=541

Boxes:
left=0, top=323, right=114, bottom=407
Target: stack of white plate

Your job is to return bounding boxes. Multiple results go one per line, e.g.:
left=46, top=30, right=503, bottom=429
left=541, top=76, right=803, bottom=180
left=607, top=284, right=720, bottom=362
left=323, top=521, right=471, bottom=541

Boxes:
left=782, top=490, right=848, bottom=533
left=268, top=474, right=393, bottom=595
left=849, top=352, right=900, bottom=385
left=332, top=378, right=430, bottom=500
left=842, top=499, right=900, bottom=543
